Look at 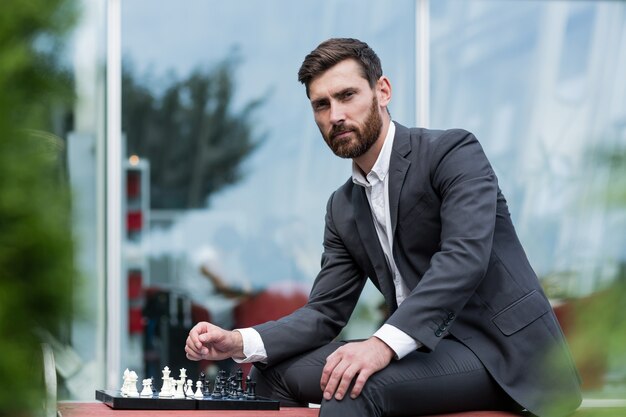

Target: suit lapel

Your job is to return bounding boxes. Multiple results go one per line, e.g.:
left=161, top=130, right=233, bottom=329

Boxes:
left=353, top=185, right=398, bottom=312
left=389, top=123, right=412, bottom=237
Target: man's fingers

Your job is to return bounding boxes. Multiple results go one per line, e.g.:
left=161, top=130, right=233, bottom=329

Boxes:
left=323, top=360, right=350, bottom=401
left=184, top=345, right=204, bottom=361
left=333, top=365, right=358, bottom=400
left=188, top=322, right=208, bottom=349
left=320, top=353, right=340, bottom=391
left=349, top=369, right=372, bottom=399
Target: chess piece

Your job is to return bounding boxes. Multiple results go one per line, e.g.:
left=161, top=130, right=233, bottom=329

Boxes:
left=244, top=375, right=251, bottom=399
left=120, top=368, right=130, bottom=396
left=127, top=371, right=139, bottom=397
left=174, top=378, right=185, bottom=399
left=159, top=366, right=173, bottom=397
left=211, top=374, right=222, bottom=398
left=235, top=369, right=244, bottom=398
left=194, top=380, right=204, bottom=399
left=200, top=372, right=210, bottom=397
left=186, top=379, right=194, bottom=398
left=247, top=380, right=256, bottom=400
left=140, top=378, right=152, bottom=397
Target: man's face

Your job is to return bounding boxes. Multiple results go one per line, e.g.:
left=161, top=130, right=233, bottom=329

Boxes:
left=308, top=59, right=384, bottom=159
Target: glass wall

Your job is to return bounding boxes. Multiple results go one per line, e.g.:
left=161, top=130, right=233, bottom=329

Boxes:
left=431, top=0, right=626, bottom=397
left=119, top=0, right=416, bottom=383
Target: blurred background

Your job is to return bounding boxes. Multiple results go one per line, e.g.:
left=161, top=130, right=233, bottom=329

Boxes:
left=2, top=0, right=625, bottom=414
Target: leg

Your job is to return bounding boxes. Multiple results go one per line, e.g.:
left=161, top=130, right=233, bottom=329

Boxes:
left=250, top=341, right=346, bottom=406
left=251, top=338, right=521, bottom=416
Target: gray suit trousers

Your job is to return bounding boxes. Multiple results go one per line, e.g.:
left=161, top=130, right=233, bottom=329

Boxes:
left=250, top=337, right=524, bottom=417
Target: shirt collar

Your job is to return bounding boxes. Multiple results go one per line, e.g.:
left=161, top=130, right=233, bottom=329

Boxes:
left=352, top=121, right=396, bottom=187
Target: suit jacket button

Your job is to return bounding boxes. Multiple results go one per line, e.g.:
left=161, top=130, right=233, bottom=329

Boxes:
left=444, top=319, right=451, bottom=325
left=448, top=312, right=455, bottom=319
left=439, top=325, right=447, bottom=331
left=435, top=330, right=443, bottom=337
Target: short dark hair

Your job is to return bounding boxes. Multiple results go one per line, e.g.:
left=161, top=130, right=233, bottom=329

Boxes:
left=298, top=38, right=383, bottom=97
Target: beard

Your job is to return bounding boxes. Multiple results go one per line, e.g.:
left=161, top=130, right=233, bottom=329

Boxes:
left=322, top=96, right=383, bottom=159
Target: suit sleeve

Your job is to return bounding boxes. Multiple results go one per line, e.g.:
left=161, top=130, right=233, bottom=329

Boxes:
left=253, top=191, right=367, bottom=366
left=386, top=129, right=498, bottom=351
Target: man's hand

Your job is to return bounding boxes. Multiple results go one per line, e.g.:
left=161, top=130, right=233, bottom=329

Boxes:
left=185, top=321, right=245, bottom=361
left=320, top=337, right=394, bottom=401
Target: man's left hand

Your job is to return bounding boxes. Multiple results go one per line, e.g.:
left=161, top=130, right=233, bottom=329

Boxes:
left=320, top=337, right=394, bottom=401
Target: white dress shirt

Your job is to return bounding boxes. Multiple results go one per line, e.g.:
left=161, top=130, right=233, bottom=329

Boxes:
left=235, top=121, right=420, bottom=364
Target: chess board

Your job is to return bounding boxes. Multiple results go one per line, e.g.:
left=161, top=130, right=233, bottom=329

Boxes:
left=95, top=389, right=280, bottom=410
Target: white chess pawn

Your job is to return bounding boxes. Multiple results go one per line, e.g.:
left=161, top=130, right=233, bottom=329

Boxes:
left=140, top=378, right=153, bottom=397
left=194, top=381, right=203, bottom=399
left=127, top=371, right=139, bottom=397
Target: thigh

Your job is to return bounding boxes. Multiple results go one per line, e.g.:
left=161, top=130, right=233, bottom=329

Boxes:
left=359, top=338, right=519, bottom=416
left=252, top=341, right=347, bottom=406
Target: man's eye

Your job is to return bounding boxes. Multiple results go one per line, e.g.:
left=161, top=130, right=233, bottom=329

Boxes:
left=314, top=102, right=328, bottom=111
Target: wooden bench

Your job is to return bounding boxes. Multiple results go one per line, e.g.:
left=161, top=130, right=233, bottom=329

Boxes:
left=58, top=402, right=523, bottom=417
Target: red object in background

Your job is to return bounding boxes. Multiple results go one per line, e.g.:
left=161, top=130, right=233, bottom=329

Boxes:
left=127, top=171, right=141, bottom=198
left=128, top=270, right=143, bottom=334
left=128, top=270, right=143, bottom=299
left=129, top=307, right=144, bottom=334
left=127, top=211, right=143, bottom=231
left=233, top=287, right=309, bottom=377
left=234, top=289, right=308, bottom=328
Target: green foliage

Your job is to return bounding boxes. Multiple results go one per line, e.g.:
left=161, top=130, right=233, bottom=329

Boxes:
left=123, top=56, right=266, bottom=209
left=0, top=0, right=77, bottom=414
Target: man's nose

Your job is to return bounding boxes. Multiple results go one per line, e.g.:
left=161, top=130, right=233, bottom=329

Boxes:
left=329, top=102, right=345, bottom=125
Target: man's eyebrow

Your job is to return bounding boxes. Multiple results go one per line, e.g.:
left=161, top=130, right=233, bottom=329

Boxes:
left=310, top=87, right=360, bottom=105
left=333, top=87, right=358, bottom=98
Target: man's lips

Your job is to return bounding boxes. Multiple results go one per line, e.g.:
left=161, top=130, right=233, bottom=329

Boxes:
left=331, top=129, right=353, bottom=140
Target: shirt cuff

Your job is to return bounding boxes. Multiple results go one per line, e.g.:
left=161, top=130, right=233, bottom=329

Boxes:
left=233, top=328, right=268, bottom=364
left=373, top=324, right=421, bottom=360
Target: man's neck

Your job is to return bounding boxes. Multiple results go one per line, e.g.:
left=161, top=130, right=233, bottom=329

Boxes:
left=354, top=116, right=391, bottom=174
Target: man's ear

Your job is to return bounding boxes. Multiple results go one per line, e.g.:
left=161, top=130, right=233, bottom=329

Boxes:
left=376, top=76, right=392, bottom=107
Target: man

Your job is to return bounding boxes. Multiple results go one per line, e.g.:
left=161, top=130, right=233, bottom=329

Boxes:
left=186, top=38, right=582, bottom=417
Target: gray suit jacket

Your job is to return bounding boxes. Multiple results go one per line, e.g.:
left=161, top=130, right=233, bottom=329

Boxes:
left=254, top=123, right=582, bottom=416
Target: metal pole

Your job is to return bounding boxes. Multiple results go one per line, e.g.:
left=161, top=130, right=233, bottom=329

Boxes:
left=415, top=0, right=430, bottom=128
left=106, top=0, right=123, bottom=390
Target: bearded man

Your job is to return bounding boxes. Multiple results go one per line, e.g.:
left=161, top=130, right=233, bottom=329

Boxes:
left=186, top=38, right=582, bottom=417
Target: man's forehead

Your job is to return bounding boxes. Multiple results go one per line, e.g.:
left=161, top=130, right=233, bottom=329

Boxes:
left=308, top=59, right=369, bottom=99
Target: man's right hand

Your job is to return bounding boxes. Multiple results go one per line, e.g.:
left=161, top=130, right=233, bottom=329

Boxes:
left=185, top=321, right=245, bottom=361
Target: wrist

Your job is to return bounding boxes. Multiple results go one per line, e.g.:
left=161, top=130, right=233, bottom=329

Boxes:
left=230, top=330, right=245, bottom=360
left=371, top=336, right=395, bottom=361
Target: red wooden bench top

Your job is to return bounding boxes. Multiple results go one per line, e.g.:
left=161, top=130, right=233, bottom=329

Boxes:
left=58, top=402, right=522, bottom=417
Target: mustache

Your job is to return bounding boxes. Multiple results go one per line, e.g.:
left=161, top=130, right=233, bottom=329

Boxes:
left=329, top=124, right=355, bottom=139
